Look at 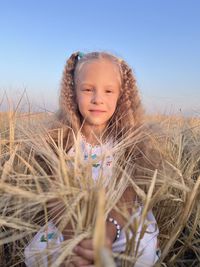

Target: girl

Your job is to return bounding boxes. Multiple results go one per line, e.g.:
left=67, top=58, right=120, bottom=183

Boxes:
left=25, top=51, right=160, bottom=267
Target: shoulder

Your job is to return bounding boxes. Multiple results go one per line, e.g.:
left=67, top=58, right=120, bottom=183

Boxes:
left=120, top=122, right=164, bottom=170
left=140, top=122, right=164, bottom=168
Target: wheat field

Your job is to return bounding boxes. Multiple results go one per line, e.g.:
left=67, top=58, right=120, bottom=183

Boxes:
left=0, top=109, right=200, bottom=267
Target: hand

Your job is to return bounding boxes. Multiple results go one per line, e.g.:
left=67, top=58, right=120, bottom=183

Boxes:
left=60, top=239, right=94, bottom=267
left=71, top=237, right=112, bottom=266
left=70, top=255, right=94, bottom=267
left=61, top=260, right=94, bottom=267
left=73, top=238, right=94, bottom=265
left=61, top=255, right=94, bottom=267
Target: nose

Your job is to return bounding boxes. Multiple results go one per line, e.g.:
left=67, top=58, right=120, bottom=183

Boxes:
left=91, top=91, right=103, bottom=104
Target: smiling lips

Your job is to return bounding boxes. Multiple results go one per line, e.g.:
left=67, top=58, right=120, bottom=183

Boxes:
left=89, top=110, right=106, bottom=115
left=89, top=110, right=106, bottom=113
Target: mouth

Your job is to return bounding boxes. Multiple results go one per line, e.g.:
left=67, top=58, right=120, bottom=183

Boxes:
left=89, top=110, right=106, bottom=113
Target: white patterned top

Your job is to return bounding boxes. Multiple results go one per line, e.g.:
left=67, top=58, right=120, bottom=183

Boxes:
left=24, top=134, right=160, bottom=267
left=68, top=134, right=114, bottom=184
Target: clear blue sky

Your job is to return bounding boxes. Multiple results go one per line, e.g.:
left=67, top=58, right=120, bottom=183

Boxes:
left=0, top=0, right=199, bottom=115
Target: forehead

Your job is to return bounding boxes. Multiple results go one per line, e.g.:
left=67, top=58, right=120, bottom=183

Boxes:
left=75, top=59, right=121, bottom=85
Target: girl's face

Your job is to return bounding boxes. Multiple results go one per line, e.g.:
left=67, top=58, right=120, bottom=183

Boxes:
left=75, top=59, right=121, bottom=133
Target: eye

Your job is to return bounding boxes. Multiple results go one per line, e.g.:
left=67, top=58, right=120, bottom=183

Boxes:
left=105, top=89, right=112, bottom=93
left=83, top=88, right=93, bottom=92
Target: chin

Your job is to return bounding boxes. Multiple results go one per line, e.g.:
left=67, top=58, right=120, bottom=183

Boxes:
left=87, top=120, right=107, bottom=128
left=91, top=121, right=106, bottom=126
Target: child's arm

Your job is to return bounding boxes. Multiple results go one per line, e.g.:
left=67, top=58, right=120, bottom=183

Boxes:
left=47, top=198, right=75, bottom=240
left=71, top=189, right=133, bottom=265
left=106, top=185, right=135, bottom=241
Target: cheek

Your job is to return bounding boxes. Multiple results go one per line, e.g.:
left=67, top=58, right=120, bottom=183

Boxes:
left=75, top=92, right=83, bottom=106
left=78, top=97, right=87, bottom=107
left=76, top=95, right=90, bottom=113
left=108, top=97, right=118, bottom=113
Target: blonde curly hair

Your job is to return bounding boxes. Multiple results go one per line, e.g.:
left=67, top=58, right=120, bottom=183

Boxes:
left=46, top=52, right=163, bottom=205
left=56, top=51, right=144, bottom=145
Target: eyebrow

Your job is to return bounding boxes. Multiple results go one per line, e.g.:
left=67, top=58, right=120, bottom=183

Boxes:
left=79, top=82, right=93, bottom=86
left=80, top=82, right=118, bottom=88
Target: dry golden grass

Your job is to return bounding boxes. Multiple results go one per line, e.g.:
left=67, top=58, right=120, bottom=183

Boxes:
left=0, top=110, right=200, bottom=267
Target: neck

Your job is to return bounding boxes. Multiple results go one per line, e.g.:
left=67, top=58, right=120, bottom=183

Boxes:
left=81, top=125, right=105, bottom=146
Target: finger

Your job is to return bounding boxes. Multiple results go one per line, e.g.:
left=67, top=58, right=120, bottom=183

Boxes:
left=71, top=255, right=92, bottom=266
left=79, top=239, right=93, bottom=250
left=74, top=265, right=94, bottom=267
left=61, top=263, right=75, bottom=267
left=74, top=245, right=94, bottom=261
left=79, top=238, right=111, bottom=250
